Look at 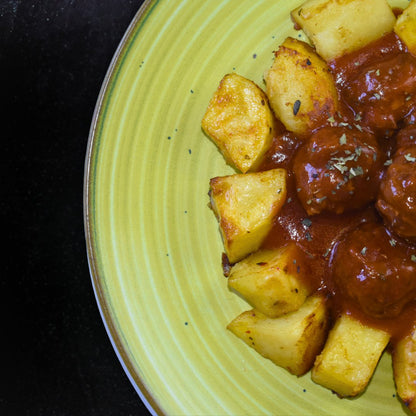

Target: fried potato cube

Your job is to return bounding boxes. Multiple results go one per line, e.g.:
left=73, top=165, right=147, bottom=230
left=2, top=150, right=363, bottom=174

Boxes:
left=228, top=244, right=312, bottom=318
left=227, top=295, right=329, bottom=376
left=311, top=314, right=390, bottom=397
left=394, top=0, right=416, bottom=57
left=264, top=37, right=338, bottom=136
left=202, top=73, right=275, bottom=173
left=392, top=323, right=416, bottom=413
left=209, top=169, right=287, bottom=264
left=291, top=0, right=396, bottom=62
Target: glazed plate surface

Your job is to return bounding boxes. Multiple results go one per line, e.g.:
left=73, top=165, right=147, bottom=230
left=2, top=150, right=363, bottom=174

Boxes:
left=84, top=0, right=412, bottom=414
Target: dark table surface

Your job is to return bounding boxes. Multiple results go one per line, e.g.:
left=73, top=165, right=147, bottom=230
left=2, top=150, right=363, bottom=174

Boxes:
left=4, top=1, right=152, bottom=414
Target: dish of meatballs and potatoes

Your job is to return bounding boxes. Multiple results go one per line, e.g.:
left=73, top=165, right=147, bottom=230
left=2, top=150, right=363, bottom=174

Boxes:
left=201, top=0, right=416, bottom=411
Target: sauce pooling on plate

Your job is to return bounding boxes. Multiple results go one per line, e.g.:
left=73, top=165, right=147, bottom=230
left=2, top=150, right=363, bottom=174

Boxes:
left=259, top=31, right=416, bottom=343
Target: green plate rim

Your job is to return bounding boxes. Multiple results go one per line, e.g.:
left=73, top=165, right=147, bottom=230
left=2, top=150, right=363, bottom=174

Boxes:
left=83, top=1, right=162, bottom=414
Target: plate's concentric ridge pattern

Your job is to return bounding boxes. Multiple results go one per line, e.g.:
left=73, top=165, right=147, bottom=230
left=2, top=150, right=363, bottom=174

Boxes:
left=85, top=0, right=410, bottom=414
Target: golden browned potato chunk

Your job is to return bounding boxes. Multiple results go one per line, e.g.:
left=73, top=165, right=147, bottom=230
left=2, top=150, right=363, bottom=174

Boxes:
left=228, top=244, right=312, bottom=317
left=202, top=73, right=275, bottom=173
left=311, top=314, right=390, bottom=397
left=291, top=0, right=396, bottom=62
left=227, top=295, right=329, bottom=376
left=392, top=323, right=416, bottom=413
left=264, top=37, right=338, bottom=136
left=395, top=0, right=416, bottom=57
left=209, top=169, right=287, bottom=264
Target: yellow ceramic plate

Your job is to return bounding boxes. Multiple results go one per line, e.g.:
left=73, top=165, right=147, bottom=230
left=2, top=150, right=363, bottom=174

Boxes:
left=84, top=1, right=412, bottom=414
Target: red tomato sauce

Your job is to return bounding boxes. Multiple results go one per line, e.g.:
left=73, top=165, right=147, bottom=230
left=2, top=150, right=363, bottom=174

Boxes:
left=258, top=32, right=416, bottom=344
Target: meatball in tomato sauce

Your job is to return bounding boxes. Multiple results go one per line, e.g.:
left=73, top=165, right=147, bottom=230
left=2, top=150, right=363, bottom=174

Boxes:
left=331, top=223, right=416, bottom=319
left=395, top=124, right=416, bottom=149
left=377, top=126, right=416, bottom=240
left=340, top=46, right=416, bottom=132
left=293, top=126, right=383, bottom=215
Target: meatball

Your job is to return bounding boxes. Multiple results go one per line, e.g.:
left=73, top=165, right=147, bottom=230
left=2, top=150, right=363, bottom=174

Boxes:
left=396, top=125, right=416, bottom=150
left=342, top=52, right=416, bottom=131
left=377, top=128, right=416, bottom=240
left=293, top=126, right=383, bottom=215
left=331, top=223, right=416, bottom=319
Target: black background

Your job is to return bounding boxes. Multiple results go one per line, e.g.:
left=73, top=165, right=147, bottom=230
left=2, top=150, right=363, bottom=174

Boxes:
left=4, top=1, right=152, bottom=415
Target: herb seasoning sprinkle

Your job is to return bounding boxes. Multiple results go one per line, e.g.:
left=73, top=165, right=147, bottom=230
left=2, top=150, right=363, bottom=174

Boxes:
left=293, top=100, right=301, bottom=115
